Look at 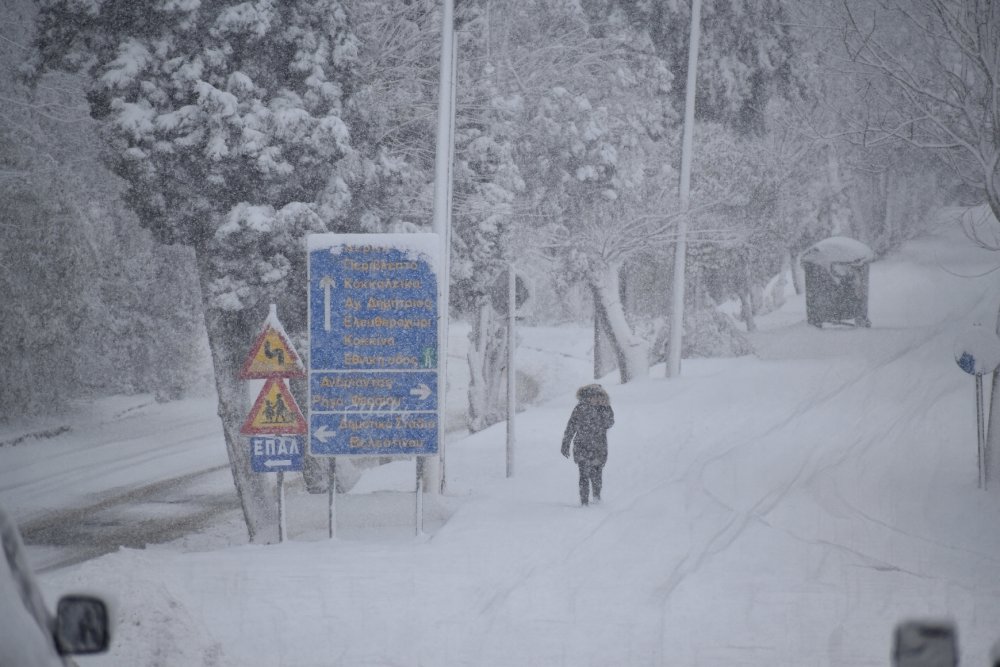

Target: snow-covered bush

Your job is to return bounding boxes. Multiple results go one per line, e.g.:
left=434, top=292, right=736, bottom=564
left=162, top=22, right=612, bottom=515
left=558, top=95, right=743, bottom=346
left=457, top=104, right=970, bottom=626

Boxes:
left=650, top=308, right=754, bottom=362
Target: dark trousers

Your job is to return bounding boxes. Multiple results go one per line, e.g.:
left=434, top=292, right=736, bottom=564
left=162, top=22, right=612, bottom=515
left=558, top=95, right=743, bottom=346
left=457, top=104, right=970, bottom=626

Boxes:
left=578, top=462, right=603, bottom=504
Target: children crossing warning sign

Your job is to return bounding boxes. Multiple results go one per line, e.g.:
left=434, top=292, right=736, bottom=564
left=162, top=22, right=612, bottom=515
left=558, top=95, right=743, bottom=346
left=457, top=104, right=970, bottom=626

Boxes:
left=240, top=305, right=305, bottom=379
left=240, top=377, right=307, bottom=435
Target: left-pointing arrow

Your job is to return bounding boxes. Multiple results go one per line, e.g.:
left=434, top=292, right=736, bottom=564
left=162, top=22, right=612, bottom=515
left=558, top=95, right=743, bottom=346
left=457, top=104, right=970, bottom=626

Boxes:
left=314, top=424, right=335, bottom=443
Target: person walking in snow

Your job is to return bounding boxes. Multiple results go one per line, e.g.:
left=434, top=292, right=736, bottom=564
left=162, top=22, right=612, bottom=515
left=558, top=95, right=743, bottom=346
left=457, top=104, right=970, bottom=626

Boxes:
left=561, top=384, right=615, bottom=506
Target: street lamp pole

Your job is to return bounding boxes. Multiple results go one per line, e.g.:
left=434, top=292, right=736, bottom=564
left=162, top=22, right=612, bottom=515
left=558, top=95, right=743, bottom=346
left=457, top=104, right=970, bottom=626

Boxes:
left=431, top=0, right=456, bottom=493
left=666, top=0, right=702, bottom=378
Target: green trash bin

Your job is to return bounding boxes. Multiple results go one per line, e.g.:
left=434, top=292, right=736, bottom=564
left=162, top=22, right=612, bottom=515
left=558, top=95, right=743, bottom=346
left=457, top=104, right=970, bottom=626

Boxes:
left=800, top=236, right=874, bottom=328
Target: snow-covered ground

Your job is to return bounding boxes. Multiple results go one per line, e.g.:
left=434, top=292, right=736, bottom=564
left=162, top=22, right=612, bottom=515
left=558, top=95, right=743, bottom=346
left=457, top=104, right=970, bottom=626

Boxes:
left=5, top=210, right=1000, bottom=665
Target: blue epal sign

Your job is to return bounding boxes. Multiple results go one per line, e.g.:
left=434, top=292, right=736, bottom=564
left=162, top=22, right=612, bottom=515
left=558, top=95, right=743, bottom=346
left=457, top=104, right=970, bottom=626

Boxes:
left=307, top=234, right=439, bottom=456
left=250, top=435, right=304, bottom=473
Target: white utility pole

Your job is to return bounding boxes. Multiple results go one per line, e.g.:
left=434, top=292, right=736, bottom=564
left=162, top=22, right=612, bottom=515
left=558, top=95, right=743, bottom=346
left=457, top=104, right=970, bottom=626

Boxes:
left=666, top=0, right=702, bottom=378
left=430, top=0, right=456, bottom=495
left=506, top=266, right=516, bottom=478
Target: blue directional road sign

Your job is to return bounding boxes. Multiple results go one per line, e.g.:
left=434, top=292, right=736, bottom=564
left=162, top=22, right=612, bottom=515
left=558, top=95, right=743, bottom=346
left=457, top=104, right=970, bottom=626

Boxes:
left=250, top=435, right=304, bottom=473
left=307, top=234, right=440, bottom=457
left=310, top=371, right=437, bottom=413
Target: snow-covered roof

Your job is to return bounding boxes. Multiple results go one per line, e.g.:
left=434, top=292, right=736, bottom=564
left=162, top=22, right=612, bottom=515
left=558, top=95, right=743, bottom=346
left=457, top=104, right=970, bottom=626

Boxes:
left=953, top=324, right=1000, bottom=375
left=800, top=236, right=874, bottom=269
left=308, top=232, right=439, bottom=262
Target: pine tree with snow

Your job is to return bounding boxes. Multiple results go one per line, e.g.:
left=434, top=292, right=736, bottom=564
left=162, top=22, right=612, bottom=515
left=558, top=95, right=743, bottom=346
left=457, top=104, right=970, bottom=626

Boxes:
left=27, top=0, right=364, bottom=542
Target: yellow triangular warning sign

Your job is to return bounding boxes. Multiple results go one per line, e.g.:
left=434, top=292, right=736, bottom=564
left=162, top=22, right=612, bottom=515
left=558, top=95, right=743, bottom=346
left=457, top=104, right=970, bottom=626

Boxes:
left=240, top=314, right=305, bottom=379
left=240, top=378, right=307, bottom=435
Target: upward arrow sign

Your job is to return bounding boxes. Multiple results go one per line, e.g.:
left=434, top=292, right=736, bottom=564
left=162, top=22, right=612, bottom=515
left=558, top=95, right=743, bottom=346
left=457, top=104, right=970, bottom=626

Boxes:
left=319, top=276, right=335, bottom=332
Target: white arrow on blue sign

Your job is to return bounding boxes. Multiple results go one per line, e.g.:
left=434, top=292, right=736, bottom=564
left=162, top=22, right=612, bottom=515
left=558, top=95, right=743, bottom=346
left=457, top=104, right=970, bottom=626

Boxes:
left=250, top=436, right=304, bottom=473
left=307, top=233, right=440, bottom=457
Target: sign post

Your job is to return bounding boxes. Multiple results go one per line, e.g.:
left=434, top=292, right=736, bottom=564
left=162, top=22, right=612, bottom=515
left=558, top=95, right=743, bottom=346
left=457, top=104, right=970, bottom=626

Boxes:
left=507, top=266, right=516, bottom=478
left=954, top=325, right=1000, bottom=489
left=491, top=267, right=529, bottom=477
left=308, top=234, right=440, bottom=536
left=240, top=305, right=306, bottom=542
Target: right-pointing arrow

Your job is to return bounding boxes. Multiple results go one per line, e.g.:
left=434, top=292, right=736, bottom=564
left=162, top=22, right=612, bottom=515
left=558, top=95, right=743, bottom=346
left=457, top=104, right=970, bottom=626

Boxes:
left=409, top=383, right=432, bottom=401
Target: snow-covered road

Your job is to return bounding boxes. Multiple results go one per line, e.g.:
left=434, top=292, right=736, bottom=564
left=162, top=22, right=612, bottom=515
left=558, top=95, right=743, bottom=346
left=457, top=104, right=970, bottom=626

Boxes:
left=8, top=213, right=1000, bottom=665
left=0, top=397, right=233, bottom=570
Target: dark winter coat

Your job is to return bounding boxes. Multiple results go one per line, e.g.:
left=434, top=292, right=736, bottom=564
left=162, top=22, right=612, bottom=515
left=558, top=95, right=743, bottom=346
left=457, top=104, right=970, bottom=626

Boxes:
left=561, top=384, right=615, bottom=466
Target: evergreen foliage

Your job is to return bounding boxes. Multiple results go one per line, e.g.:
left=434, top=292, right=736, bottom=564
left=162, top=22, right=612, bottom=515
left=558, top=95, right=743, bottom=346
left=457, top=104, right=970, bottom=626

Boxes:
left=7, top=0, right=984, bottom=481
left=0, top=0, right=205, bottom=419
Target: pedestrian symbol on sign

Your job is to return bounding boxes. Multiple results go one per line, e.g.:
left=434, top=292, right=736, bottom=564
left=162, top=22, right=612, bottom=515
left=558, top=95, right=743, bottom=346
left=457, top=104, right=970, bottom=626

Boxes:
left=241, top=377, right=307, bottom=435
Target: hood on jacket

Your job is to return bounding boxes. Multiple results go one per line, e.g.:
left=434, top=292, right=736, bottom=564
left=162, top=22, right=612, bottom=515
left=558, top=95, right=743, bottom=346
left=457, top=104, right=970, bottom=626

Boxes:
left=576, top=383, right=610, bottom=405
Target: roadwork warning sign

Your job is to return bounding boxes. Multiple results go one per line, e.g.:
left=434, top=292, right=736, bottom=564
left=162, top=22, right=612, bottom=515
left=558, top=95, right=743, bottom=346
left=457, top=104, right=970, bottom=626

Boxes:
left=240, top=306, right=305, bottom=379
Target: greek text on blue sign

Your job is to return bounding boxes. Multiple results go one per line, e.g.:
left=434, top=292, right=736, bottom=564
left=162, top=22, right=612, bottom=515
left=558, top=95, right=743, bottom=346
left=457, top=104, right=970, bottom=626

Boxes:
left=250, top=435, right=304, bottom=473
left=307, top=234, right=440, bottom=457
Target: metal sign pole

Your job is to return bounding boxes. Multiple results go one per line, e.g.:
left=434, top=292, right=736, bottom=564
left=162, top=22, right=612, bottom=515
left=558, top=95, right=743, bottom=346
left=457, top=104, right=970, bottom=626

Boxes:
left=506, top=267, right=516, bottom=478
left=954, top=327, right=1000, bottom=490
left=328, top=458, right=337, bottom=539
left=277, top=470, right=286, bottom=542
left=415, top=457, right=424, bottom=535
left=977, top=374, right=986, bottom=489
left=432, top=0, right=456, bottom=496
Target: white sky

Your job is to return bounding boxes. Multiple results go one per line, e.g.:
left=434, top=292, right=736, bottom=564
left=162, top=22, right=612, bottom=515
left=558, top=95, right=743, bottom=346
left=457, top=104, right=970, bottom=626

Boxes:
left=3, top=209, right=1000, bottom=666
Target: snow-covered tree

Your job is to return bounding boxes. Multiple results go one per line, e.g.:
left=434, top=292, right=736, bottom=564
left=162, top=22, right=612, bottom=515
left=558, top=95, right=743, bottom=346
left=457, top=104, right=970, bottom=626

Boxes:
left=342, top=0, right=441, bottom=233
left=27, top=0, right=363, bottom=542
left=443, top=1, right=527, bottom=428
left=571, top=0, right=801, bottom=368
left=780, top=7, right=953, bottom=257
left=584, top=0, right=797, bottom=134
left=471, top=0, right=679, bottom=383
left=1, top=0, right=206, bottom=418
left=834, top=0, right=1000, bottom=487
left=525, top=85, right=677, bottom=382
left=839, top=0, right=999, bottom=222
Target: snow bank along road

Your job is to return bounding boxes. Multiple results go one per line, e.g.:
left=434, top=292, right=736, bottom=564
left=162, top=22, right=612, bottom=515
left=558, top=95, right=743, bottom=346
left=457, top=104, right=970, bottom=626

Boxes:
left=0, top=398, right=235, bottom=572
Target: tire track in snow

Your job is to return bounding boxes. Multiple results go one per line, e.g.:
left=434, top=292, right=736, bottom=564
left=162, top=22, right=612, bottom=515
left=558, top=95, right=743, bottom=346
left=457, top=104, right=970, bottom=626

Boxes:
left=646, top=271, right=996, bottom=613
left=20, top=464, right=236, bottom=573
left=465, top=458, right=694, bottom=661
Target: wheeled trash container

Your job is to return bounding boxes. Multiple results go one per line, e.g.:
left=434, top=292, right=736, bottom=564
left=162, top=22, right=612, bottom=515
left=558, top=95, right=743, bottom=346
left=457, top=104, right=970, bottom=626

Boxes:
left=800, top=236, right=874, bottom=328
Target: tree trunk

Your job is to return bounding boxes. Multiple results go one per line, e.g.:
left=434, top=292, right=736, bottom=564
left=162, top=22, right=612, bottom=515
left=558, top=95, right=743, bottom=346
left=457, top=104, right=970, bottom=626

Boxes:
left=590, top=262, right=648, bottom=383
left=593, top=295, right=618, bottom=380
left=466, top=302, right=506, bottom=432
left=878, top=167, right=895, bottom=251
left=195, top=251, right=279, bottom=544
left=789, top=248, right=805, bottom=295
left=739, top=252, right=757, bottom=333
left=825, top=144, right=867, bottom=238
left=767, top=251, right=790, bottom=310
